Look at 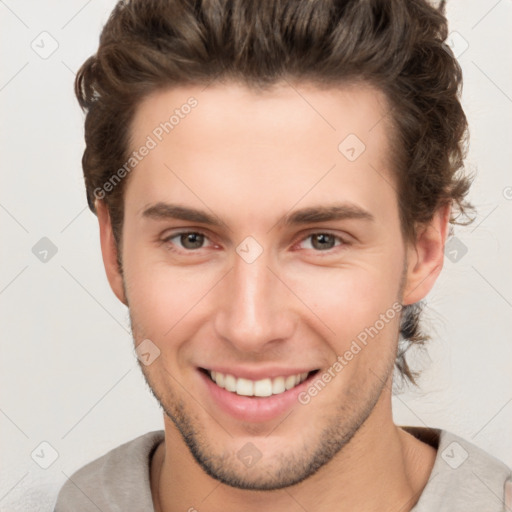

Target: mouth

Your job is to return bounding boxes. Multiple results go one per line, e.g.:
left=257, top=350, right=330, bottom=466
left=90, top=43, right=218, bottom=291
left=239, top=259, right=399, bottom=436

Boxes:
left=199, top=368, right=320, bottom=398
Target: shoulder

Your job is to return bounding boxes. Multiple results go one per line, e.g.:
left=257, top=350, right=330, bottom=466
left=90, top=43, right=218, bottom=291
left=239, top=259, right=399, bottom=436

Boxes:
left=406, top=427, right=512, bottom=512
left=53, top=430, right=165, bottom=512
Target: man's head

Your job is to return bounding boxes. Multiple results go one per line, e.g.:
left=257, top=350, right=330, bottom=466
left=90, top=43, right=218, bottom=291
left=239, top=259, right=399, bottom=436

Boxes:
left=75, top=0, right=472, bottom=491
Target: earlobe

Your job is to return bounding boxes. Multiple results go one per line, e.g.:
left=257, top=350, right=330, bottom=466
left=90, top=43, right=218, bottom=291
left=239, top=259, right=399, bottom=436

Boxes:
left=95, top=200, right=128, bottom=306
left=402, top=203, right=451, bottom=305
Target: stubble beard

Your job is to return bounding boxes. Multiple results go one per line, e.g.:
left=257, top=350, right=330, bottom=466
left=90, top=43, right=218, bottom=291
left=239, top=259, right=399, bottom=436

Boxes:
left=134, top=335, right=395, bottom=491
left=123, top=265, right=405, bottom=491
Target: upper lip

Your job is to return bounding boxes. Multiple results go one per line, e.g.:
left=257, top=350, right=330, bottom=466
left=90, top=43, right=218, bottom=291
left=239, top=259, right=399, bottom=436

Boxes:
left=200, top=366, right=318, bottom=380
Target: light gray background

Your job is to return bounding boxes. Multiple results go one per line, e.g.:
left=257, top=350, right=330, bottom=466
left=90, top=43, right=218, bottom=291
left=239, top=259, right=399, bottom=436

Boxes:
left=1, top=1, right=511, bottom=510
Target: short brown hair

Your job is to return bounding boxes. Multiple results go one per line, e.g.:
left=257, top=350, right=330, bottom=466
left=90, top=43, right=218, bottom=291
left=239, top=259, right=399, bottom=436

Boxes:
left=75, top=0, right=474, bottom=385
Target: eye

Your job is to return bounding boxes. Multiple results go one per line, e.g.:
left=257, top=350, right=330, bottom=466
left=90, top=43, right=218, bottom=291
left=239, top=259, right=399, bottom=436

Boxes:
left=297, top=232, right=345, bottom=252
left=162, top=231, right=212, bottom=251
left=161, top=230, right=346, bottom=254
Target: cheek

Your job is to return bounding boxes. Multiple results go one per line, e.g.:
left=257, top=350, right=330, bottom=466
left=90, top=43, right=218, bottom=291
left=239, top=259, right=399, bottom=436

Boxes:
left=288, top=260, right=403, bottom=349
left=126, top=266, right=196, bottom=331
left=123, top=248, right=222, bottom=350
left=125, top=268, right=201, bottom=377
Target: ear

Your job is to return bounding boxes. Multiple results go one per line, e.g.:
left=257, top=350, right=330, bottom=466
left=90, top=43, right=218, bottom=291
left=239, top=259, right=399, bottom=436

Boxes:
left=402, top=203, right=451, bottom=305
left=96, top=200, right=128, bottom=306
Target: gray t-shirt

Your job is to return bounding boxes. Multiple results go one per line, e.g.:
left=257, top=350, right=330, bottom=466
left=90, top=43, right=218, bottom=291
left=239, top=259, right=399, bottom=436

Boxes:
left=53, top=426, right=512, bottom=511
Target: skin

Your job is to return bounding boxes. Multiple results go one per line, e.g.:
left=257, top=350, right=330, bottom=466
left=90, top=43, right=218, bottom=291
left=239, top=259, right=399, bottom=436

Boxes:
left=96, top=81, right=449, bottom=512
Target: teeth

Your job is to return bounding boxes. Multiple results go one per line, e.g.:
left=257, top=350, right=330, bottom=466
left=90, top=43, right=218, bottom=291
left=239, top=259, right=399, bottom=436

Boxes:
left=254, top=378, right=272, bottom=397
left=224, top=374, right=237, bottom=392
left=215, top=372, right=224, bottom=387
left=236, top=378, right=254, bottom=396
left=208, top=370, right=310, bottom=397
left=285, top=375, right=297, bottom=390
left=271, top=376, right=285, bottom=394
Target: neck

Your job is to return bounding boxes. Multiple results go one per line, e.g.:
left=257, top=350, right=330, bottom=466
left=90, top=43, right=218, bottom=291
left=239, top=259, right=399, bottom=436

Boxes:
left=151, top=388, right=436, bottom=512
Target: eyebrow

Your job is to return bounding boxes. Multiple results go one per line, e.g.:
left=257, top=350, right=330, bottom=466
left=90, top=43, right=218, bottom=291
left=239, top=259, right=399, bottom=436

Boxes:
left=140, top=202, right=374, bottom=228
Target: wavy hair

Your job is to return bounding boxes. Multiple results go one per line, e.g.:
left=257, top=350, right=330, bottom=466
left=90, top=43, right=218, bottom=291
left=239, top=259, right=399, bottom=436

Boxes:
left=75, top=0, right=474, bottom=385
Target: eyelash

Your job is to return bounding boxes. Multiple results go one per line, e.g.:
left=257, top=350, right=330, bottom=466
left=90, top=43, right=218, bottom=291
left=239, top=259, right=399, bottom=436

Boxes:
left=161, top=230, right=348, bottom=255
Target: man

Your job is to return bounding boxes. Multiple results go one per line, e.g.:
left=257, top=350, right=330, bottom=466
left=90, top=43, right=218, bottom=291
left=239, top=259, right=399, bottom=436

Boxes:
left=54, top=0, right=511, bottom=510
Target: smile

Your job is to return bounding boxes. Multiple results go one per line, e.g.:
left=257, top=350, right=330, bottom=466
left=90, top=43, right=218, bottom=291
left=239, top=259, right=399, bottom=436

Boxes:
left=198, top=367, right=321, bottom=421
left=204, top=369, right=318, bottom=397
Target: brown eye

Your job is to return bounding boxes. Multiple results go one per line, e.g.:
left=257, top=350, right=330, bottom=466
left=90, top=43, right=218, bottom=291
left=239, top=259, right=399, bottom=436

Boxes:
left=311, top=234, right=336, bottom=250
left=180, top=233, right=205, bottom=249
left=298, top=233, right=344, bottom=252
left=164, top=232, right=208, bottom=251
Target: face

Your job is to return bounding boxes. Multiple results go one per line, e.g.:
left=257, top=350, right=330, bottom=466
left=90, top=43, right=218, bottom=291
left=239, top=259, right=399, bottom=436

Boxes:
left=98, top=81, right=447, bottom=490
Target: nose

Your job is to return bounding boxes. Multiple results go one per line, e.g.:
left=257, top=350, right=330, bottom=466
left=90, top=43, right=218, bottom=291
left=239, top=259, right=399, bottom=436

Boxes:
left=213, top=247, right=296, bottom=353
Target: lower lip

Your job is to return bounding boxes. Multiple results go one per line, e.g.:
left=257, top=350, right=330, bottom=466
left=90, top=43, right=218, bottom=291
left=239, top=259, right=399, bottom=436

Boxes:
left=198, top=369, right=316, bottom=423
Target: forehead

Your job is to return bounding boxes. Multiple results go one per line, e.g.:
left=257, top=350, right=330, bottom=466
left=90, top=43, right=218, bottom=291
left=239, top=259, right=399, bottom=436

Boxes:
left=125, top=81, right=397, bottom=228
left=131, top=80, right=392, bottom=155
